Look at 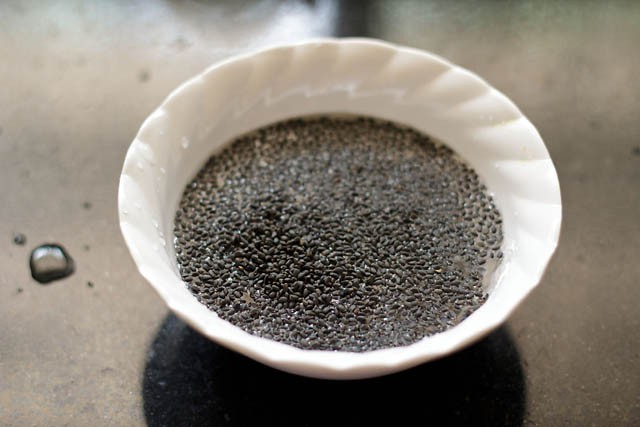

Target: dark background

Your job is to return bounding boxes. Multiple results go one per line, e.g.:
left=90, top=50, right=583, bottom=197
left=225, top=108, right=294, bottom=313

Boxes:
left=1, top=1, right=639, bottom=425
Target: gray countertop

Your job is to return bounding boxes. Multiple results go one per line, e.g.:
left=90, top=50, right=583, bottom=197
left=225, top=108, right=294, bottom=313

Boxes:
left=1, top=1, right=639, bottom=426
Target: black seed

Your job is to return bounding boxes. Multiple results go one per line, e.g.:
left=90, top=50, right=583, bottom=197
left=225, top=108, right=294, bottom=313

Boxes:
left=173, top=116, right=503, bottom=352
left=13, top=233, right=26, bottom=245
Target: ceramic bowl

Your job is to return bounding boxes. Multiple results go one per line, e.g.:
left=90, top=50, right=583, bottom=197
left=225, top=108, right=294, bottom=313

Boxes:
left=118, top=38, right=561, bottom=379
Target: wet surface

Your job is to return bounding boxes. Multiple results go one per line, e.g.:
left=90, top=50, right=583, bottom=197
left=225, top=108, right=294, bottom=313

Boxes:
left=1, top=1, right=639, bottom=425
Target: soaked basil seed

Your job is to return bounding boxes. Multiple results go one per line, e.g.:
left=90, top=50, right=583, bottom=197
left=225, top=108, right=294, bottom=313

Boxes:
left=174, top=116, right=503, bottom=352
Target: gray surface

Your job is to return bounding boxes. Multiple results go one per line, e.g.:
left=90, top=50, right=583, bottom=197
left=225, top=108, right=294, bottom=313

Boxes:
left=1, top=1, right=639, bottom=426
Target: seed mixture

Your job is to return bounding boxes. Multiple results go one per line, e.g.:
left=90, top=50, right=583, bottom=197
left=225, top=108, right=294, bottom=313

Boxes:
left=174, top=117, right=503, bottom=351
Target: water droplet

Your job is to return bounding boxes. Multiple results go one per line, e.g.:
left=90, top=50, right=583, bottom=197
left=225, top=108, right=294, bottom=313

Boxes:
left=122, top=209, right=129, bottom=215
left=136, top=161, right=144, bottom=170
left=152, top=219, right=159, bottom=229
left=135, top=202, right=142, bottom=210
left=29, top=244, right=75, bottom=284
left=159, top=167, right=166, bottom=175
left=181, top=136, right=190, bottom=149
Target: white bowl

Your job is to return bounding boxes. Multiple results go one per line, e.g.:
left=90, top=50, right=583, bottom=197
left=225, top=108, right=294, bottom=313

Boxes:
left=119, top=38, right=561, bottom=379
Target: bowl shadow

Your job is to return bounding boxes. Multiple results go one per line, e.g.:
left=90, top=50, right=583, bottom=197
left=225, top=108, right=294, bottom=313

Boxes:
left=143, top=314, right=526, bottom=427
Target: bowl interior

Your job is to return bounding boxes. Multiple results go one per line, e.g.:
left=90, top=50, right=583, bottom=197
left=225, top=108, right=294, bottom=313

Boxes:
left=119, top=39, right=561, bottom=379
